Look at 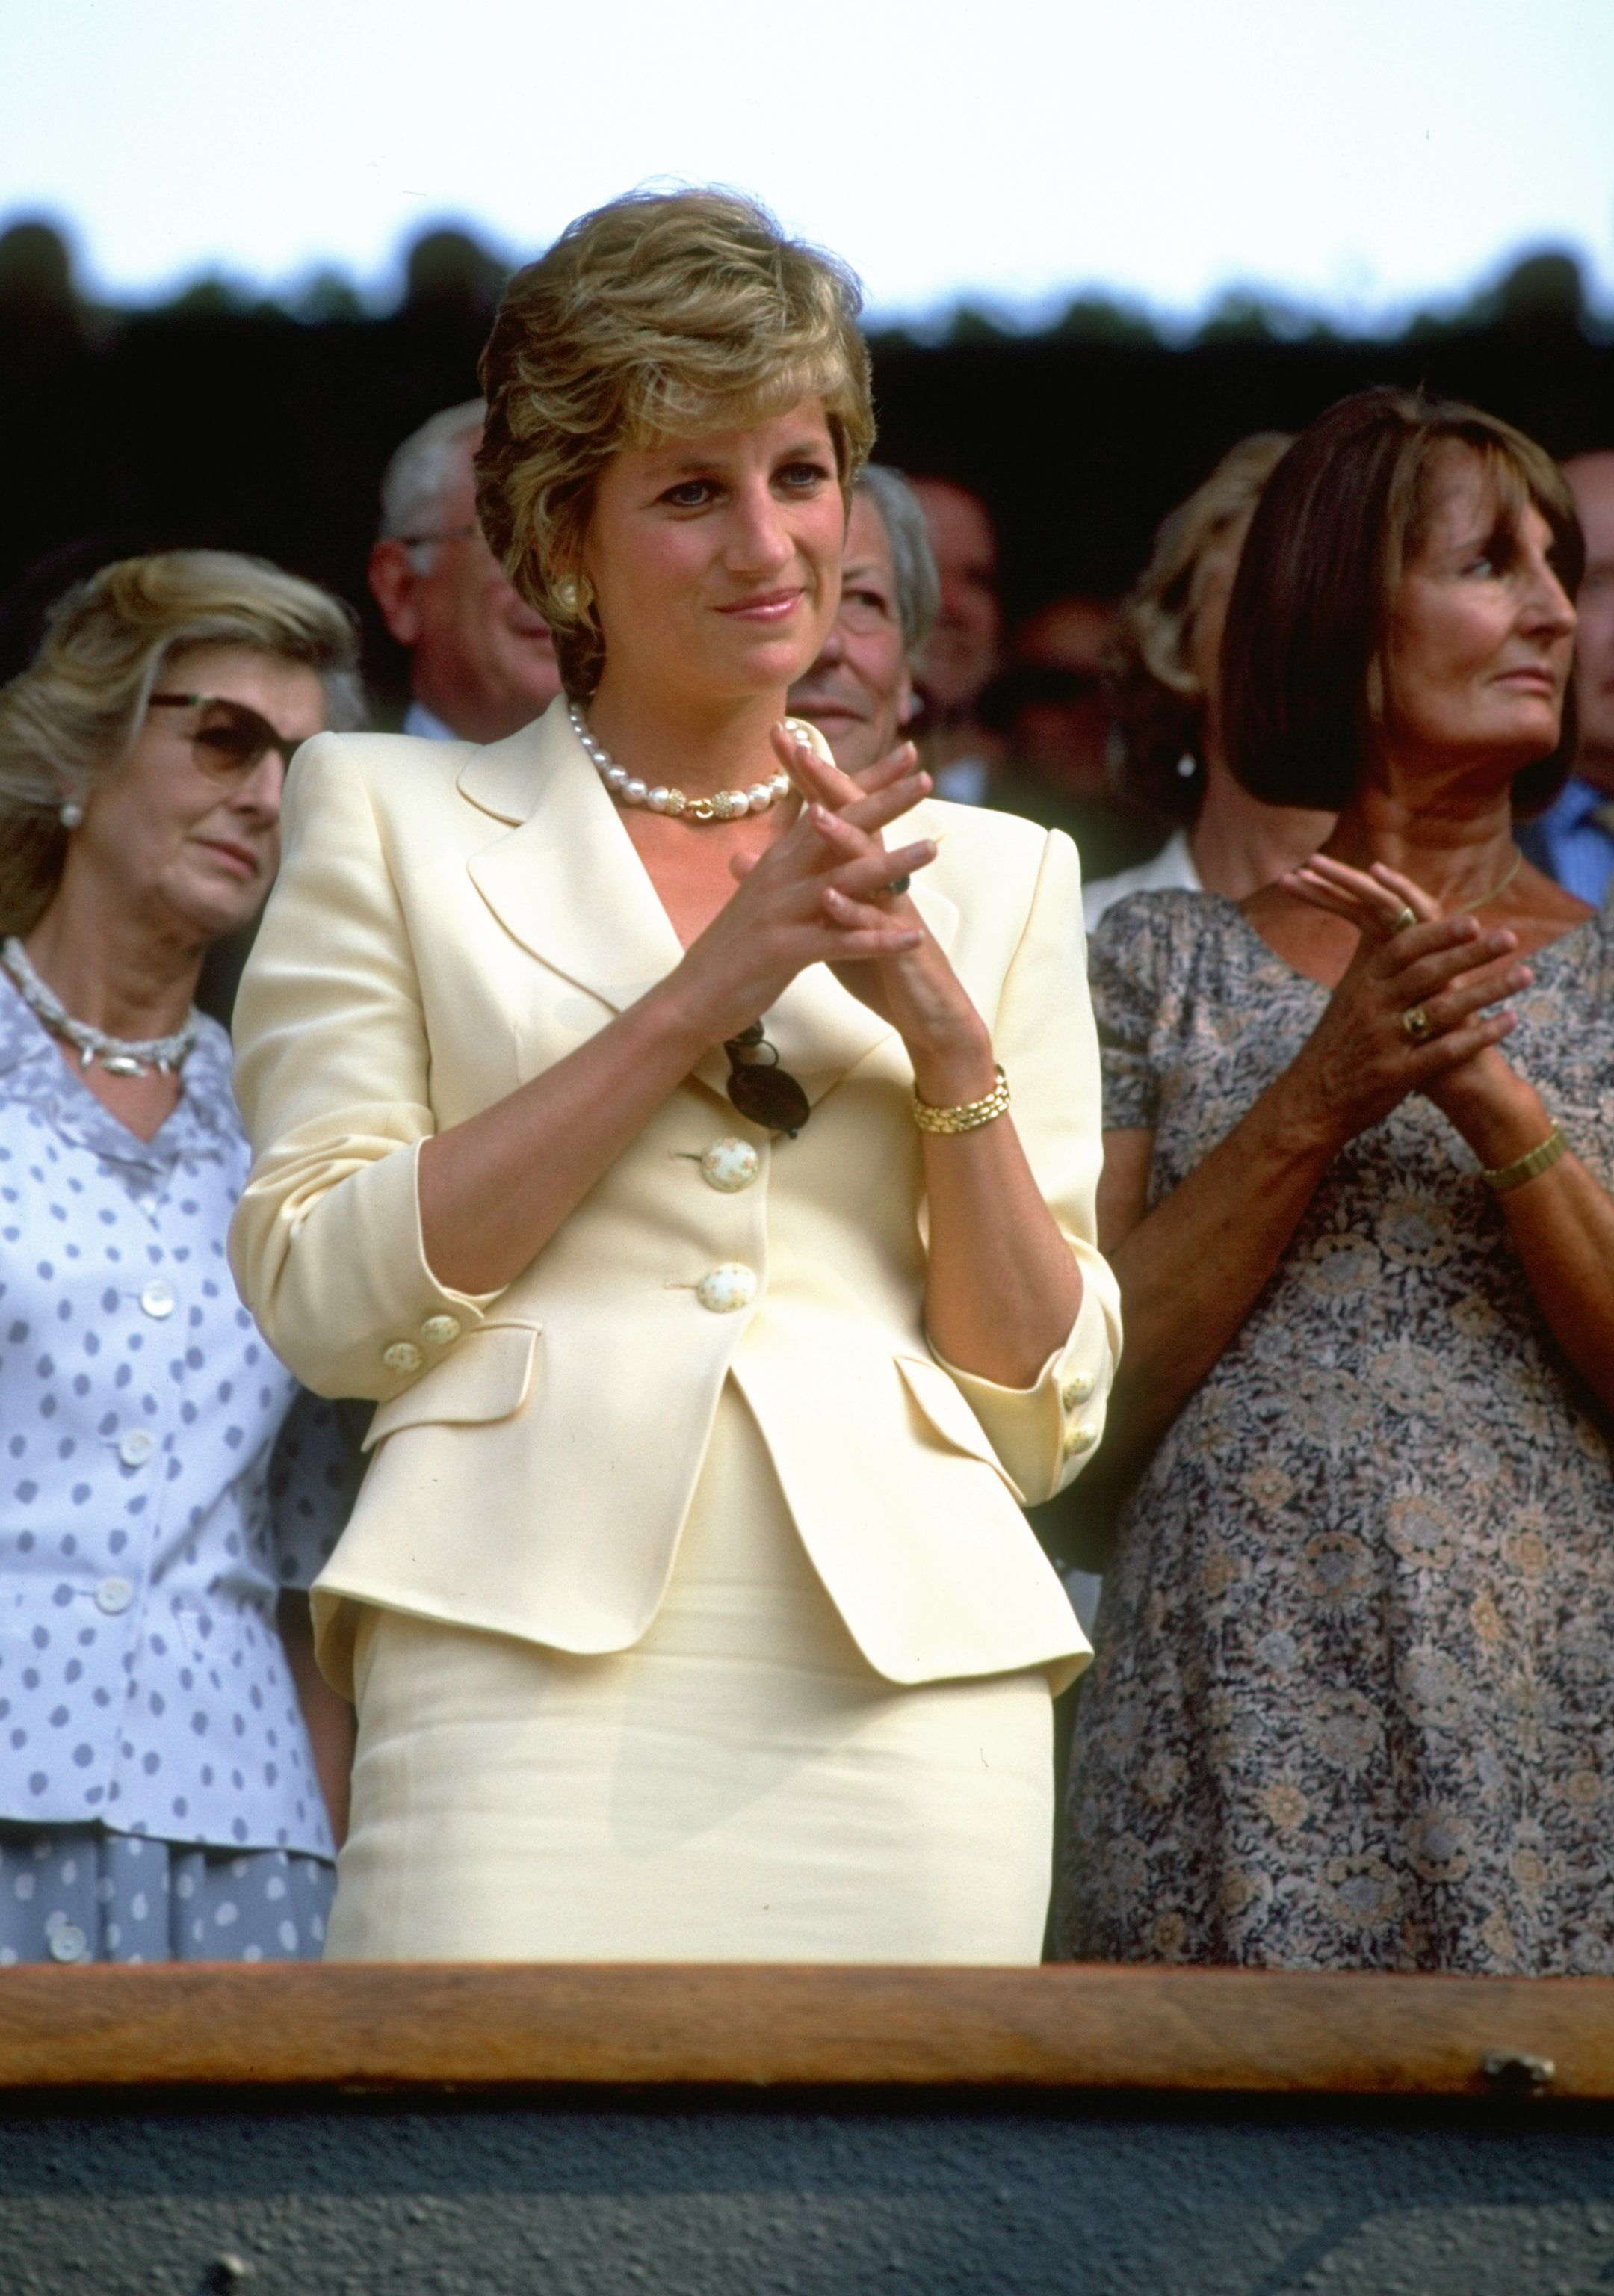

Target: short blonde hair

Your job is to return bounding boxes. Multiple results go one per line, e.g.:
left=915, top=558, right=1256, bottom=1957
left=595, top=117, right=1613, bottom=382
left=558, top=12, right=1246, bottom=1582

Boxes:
left=1108, top=433, right=1293, bottom=822
left=0, top=550, right=362, bottom=936
left=477, top=188, right=876, bottom=696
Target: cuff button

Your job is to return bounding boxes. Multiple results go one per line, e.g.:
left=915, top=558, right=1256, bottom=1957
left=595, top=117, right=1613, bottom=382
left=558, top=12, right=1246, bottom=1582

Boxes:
left=382, top=1340, right=424, bottom=1375
left=421, top=1315, right=462, bottom=1347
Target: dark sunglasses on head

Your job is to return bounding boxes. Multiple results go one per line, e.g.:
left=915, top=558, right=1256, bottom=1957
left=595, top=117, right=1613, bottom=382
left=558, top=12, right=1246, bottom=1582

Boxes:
left=147, top=692, right=306, bottom=781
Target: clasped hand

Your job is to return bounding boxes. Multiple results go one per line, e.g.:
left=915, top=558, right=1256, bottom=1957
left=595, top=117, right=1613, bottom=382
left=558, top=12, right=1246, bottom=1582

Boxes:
left=1279, top=855, right=1532, bottom=1146
left=670, top=727, right=987, bottom=1078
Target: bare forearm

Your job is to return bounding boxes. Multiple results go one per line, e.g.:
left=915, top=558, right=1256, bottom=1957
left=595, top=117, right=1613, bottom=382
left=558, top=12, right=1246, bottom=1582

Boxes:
left=1442, top=1078, right=1614, bottom=1409
left=418, top=984, right=710, bottom=1296
left=1106, top=1079, right=1338, bottom=1468
left=923, top=1122, right=1083, bottom=1386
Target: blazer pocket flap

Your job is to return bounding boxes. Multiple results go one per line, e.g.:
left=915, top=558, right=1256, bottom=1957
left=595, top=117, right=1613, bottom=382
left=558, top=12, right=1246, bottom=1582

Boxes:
left=896, top=1354, right=1008, bottom=1477
left=362, top=1324, right=541, bottom=1451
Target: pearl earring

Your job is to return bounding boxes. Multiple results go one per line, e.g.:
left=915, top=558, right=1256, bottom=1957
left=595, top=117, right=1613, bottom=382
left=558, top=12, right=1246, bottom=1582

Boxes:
left=58, top=799, right=84, bottom=830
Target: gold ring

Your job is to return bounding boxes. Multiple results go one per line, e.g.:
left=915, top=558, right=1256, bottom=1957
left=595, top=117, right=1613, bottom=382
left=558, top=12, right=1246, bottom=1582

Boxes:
left=1400, top=1004, right=1432, bottom=1046
left=1390, top=905, right=1419, bottom=934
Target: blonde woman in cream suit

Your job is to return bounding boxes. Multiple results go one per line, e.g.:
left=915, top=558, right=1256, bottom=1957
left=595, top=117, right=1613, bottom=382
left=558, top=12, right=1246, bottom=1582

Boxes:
left=229, top=190, right=1120, bottom=1964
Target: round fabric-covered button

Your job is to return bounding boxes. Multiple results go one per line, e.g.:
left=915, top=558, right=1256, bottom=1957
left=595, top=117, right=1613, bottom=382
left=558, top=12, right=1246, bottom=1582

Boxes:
left=695, top=1263, right=758, bottom=1314
left=1063, top=1419, right=1101, bottom=1459
left=421, top=1315, right=461, bottom=1348
left=1060, top=1369, right=1097, bottom=1410
left=382, top=1341, right=424, bottom=1375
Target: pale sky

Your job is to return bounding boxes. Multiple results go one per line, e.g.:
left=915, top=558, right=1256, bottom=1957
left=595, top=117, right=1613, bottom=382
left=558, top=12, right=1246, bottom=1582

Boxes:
left=1, top=0, right=1610, bottom=328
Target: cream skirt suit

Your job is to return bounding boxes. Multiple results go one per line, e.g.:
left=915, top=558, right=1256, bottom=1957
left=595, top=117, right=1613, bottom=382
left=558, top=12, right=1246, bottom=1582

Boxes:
left=229, top=700, right=1120, bottom=1962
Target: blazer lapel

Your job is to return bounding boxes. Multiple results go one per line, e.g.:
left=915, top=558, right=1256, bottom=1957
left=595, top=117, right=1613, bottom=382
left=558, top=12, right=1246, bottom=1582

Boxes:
left=461, top=703, right=684, bottom=1015
left=461, top=703, right=962, bottom=1111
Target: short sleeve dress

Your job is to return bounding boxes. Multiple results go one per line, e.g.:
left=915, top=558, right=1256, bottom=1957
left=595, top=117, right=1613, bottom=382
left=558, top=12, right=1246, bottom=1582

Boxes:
left=0, top=976, right=350, bottom=1963
left=1057, top=890, right=1614, bottom=1975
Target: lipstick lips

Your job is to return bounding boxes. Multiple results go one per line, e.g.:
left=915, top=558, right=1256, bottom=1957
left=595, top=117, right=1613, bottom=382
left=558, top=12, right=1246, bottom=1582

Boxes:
left=718, top=589, right=803, bottom=621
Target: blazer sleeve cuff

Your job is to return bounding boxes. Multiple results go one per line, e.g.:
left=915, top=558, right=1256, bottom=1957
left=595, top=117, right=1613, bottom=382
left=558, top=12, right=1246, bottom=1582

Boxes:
left=232, top=1137, right=509, bottom=1403
left=929, top=1265, right=1118, bottom=1507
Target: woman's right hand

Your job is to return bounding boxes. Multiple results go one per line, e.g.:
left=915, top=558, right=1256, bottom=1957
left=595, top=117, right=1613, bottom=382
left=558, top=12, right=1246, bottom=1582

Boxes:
left=659, top=738, right=938, bottom=1047
left=1276, top=866, right=1531, bottom=1149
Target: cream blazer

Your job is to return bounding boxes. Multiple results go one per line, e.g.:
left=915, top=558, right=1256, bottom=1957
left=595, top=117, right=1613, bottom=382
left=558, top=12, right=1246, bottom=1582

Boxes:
left=229, top=700, right=1121, bottom=1694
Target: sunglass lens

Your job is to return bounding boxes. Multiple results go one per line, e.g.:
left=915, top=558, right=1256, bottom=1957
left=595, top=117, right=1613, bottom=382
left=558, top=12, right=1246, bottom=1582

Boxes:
left=192, top=703, right=273, bottom=779
left=726, top=1064, right=810, bottom=1136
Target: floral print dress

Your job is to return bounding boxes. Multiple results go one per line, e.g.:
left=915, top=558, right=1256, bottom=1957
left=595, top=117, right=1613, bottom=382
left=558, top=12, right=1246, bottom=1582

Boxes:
left=1058, top=891, right=1614, bottom=1974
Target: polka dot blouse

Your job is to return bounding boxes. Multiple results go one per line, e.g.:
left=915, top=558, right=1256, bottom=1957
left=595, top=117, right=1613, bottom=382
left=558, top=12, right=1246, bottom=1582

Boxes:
left=0, top=974, right=348, bottom=1858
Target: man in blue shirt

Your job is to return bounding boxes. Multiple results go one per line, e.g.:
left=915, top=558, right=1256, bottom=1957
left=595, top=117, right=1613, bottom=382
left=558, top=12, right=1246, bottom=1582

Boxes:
left=1518, top=452, right=1614, bottom=904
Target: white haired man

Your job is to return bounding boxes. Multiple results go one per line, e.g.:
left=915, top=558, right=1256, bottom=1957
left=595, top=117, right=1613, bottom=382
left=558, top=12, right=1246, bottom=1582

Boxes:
left=368, top=400, right=561, bottom=741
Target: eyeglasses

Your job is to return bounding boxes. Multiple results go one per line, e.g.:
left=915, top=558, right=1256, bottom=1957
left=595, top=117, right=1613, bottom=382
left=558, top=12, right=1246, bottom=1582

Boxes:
left=146, top=693, right=306, bottom=782
left=724, top=1025, right=810, bottom=1137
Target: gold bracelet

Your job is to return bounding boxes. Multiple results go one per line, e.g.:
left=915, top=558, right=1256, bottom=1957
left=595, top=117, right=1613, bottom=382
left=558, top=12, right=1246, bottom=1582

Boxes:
left=1482, top=1123, right=1568, bottom=1194
left=912, top=1064, right=1011, bottom=1136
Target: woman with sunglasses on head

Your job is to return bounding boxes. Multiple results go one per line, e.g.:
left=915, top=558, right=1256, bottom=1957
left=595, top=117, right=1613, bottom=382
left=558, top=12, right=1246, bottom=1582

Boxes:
left=0, top=551, right=362, bottom=1965
left=230, top=190, right=1119, bottom=1963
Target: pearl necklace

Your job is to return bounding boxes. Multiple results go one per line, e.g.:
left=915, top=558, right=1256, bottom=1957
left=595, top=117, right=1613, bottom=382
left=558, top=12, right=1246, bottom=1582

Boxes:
left=569, top=702, right=797, bottom=824
left=1, top=936, right=198, bottom=1078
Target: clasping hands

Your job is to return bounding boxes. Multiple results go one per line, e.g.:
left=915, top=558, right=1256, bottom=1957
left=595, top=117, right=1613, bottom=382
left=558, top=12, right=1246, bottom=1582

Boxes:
left=1276, top=854, right=1531, bottom=1145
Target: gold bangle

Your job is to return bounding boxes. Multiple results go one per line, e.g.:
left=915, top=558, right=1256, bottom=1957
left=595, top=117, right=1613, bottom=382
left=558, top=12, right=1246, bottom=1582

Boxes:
left=1482, top=1123, right=1568, bottom=1194
left=912, top=1064, right=1011, bottom=1136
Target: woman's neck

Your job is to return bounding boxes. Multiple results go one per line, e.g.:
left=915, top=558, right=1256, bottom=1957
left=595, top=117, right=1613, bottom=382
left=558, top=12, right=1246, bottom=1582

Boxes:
left=581, top=676, right=791, bottom=800
left=1188, top=752, right=1335, bottom=901
left=1321, top=766, right=1519, bottom=915
left=23, top=874, right=202, bottom=1042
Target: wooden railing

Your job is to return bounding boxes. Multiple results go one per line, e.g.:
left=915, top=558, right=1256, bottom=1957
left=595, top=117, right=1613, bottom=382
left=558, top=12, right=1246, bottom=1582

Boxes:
left=1, top=1963, right=1610, bottom=2097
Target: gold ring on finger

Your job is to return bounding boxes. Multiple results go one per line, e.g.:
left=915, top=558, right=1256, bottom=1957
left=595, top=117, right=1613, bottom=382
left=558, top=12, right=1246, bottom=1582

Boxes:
left=1391, top=904, right=1419, bottom=934
left=1400, top=1003, right=1433, bottom=1046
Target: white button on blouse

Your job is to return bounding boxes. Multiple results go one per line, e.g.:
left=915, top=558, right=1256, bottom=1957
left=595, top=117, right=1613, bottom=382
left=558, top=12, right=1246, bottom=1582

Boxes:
left=117, top=1428, right=156, bottom=1468
left=140, top=1280, right=176, bottom=1319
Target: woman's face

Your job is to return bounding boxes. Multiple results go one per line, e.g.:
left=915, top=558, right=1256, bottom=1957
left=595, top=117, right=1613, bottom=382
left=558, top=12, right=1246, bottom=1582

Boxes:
left=72, top=642, right=326, bottom=944
left=1382, top=447, right=1577, bottom=780
left=581, top=398, right=846, bottom=709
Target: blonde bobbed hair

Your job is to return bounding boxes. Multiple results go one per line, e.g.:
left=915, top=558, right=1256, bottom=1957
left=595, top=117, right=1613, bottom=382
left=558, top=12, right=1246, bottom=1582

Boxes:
left=1108, top=432, right=1293, bottom=823
left=477, top=188, right=876, bottom=697
left=0, top=549, right=362, bottom=936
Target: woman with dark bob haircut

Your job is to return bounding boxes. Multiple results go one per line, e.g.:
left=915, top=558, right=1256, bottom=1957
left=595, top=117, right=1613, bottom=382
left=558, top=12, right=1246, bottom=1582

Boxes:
left=1060, top=386, right=1614, bottom=1974
left=230, top=191, right=1118, bottom=1963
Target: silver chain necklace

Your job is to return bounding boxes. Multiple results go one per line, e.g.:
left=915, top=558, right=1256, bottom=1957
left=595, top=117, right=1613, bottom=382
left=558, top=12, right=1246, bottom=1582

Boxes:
left=1, top=937, right=199, bottom=1078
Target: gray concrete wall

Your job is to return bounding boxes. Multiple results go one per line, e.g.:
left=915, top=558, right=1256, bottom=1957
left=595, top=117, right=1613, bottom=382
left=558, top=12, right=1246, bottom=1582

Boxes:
left=4, top=2095, right=1614, bottom=2295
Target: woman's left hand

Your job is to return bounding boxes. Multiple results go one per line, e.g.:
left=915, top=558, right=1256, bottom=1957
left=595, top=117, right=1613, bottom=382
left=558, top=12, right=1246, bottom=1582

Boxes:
left=744, top=727, right=995, bottom=1100
left=1281, top=854, right=1540, bottom=1149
